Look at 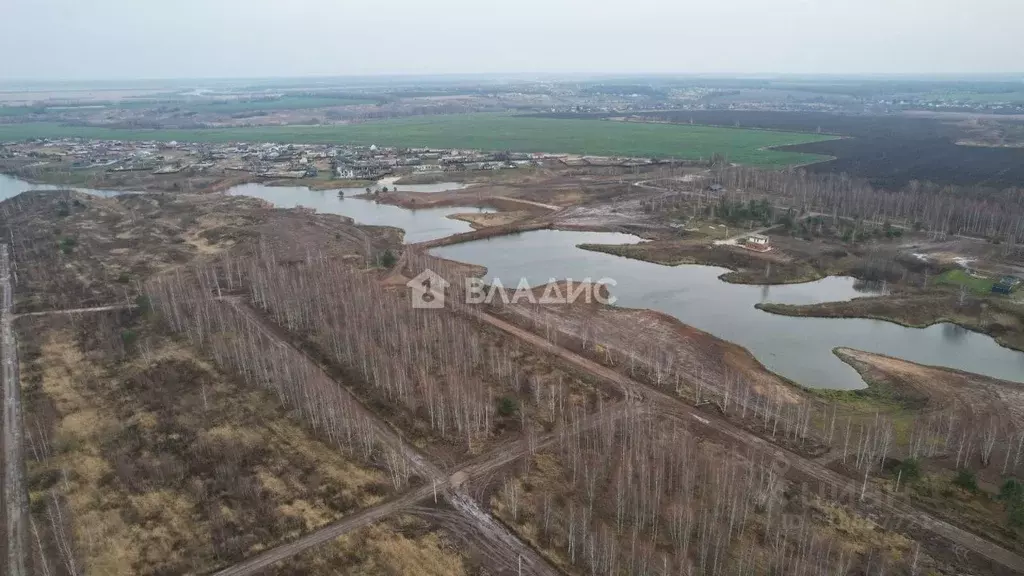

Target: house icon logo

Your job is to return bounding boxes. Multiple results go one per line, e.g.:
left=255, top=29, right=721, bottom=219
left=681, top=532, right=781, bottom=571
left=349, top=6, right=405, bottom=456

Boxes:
left=406, top=269, right=449, bottom=309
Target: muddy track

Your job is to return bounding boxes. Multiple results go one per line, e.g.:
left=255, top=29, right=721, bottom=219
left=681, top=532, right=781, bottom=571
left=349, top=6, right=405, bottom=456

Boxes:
left=209, top=397, right=634, bottom=576
left=468, top=308, right=1024, bottom=573
left=413, top=220, right=554, bottom=249
left=211, top=485, right=436, bottom=576
left=14, top=304, right=137, bottom=318
left=1, top=244, right=27, bottom=576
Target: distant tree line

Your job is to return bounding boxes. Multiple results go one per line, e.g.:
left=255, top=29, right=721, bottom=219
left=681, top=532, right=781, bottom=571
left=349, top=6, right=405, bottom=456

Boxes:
left=712, top=166, right=1024, bottom=253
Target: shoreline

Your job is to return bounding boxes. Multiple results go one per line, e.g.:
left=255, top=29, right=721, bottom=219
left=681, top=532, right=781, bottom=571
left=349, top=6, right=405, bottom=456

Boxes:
left=576, top=241, right=832, bottom=286
left=757, top=298, right=1024, bottom=354
left=8, top=169, right=1023, bottom=384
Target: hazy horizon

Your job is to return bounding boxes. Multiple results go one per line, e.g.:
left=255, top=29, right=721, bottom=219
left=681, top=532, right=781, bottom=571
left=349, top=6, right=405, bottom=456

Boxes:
left=2, top=0, right=1023, bottom=81
left=1, top=72, right=1023, bottom=86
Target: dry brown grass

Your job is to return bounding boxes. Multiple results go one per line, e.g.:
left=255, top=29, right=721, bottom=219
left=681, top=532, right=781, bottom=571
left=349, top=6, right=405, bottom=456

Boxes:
left=835, top=347, right=1024, bottom=429
left=20, top=312, right=393, bottom=575
left=809, top=498, right=913, bottom=556
left=447, top=211, right=531, bottom=229
left=265, top=515, right=469, bottom=576
left=0, top=189, right=399, bottom=313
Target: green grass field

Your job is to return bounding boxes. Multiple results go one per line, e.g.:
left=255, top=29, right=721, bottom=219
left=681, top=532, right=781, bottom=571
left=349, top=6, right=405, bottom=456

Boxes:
left=120, top=96, right=376, bottom=113
left=936, top=269, right=996, bottom=294
left=0, top=114, right=835, bottom=167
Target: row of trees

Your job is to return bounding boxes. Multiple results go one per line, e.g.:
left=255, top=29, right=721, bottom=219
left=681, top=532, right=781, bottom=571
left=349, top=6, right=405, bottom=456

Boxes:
left=712, top=166, right=1024, bottom=250
left=156, top=250, right=598, bottom=454
left=502, top=301, right=833, bottom=451
left=246, top=255, right=507, bottom=448
left=497, top=408, right=925, bottom=575
left=501, top=298, right=1024, bottom=481
left=146, top=272, right=416, bottom=489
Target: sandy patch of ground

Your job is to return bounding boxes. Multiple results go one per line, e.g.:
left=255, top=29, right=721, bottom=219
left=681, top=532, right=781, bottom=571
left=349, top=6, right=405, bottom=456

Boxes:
left=835, top=347, right=1024, bottom=428
left=447, top=211, right=531, bottom=229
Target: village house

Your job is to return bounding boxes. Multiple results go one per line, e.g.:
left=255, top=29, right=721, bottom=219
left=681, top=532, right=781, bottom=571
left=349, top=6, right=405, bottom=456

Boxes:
left=745, top=234, right=771, bottom=252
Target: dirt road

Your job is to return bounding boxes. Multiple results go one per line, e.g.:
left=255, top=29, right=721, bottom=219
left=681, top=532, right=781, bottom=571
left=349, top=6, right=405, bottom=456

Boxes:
left=211, top=289, right=1024, bottom=574
left=1, top=243, right=27, bottom=576
left=211, top=485, right=437, bottom=576
left=15, top=304, right=136, bottom=318
left=468, top=308, right=1024, bottom=573
left=210, top=394, right=634, bottom=576
left=492, top=196, right=561, bottom=212
left=212, top=300, right=563, bottom=576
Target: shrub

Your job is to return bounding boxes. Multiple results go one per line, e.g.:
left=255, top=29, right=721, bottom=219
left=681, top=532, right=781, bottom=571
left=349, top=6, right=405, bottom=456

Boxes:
left=952, top=468, right=978, bottom=493
left=1000, top=479, right=1024, bottom=527
left=379, top=249, right=397, bottom=269
left=895, top=458, right=921, bottom=483
left=58, top=237, right=76, bottom=254
left=134, top=294, right=153, bottom=315
left=1009, top=505, right=1024, bottom=528
left=497, top=396, right=518, bottom=417
left=1001, top=478, right=1024, bottom=501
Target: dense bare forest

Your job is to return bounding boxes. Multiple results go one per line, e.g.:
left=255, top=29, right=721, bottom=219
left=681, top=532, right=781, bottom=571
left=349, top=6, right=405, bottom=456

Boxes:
left=146, top=252, right=612, bottom=457
left=496, top=297, right=1024, bottom=489
left=710, top=167, right=1024, bottom=251
left=4, top=171, right=1023, bottom=574
left=496, top=408, right=927, bottom=576
left=146, top=270, right=420, bottom=489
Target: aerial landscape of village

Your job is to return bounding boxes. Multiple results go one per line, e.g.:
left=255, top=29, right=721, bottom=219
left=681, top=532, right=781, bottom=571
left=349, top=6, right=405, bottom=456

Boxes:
left=3, top=2, right=1024, bottom=576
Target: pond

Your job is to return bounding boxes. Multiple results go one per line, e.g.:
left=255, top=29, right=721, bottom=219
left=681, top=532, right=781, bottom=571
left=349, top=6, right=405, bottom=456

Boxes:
left=375, top=176, right=471, bottom=194
left=0, top=173, right=123, bottom=200
left=226, top=183, right=493, bottom=244
left=6, top=172, right=1021, bottom=390
left=432, top=230, right=1024, bottom=390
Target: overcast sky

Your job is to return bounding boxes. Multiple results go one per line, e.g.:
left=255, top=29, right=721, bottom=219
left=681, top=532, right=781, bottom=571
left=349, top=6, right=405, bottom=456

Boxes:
left=2, top=0, right=1021, bottom=80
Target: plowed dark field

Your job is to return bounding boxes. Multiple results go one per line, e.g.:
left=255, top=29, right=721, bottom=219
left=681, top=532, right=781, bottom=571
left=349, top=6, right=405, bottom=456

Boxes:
left=536, top=110, right=1024, bottom=188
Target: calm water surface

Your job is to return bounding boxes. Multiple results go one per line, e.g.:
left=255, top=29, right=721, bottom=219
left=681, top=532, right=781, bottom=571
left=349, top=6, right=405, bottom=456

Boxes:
left=432, top=230, right=1024, bottom=389
left=0, top=173, right=122, bottom=199
left=376, top=178, right=471, bottom=194
left=5, top=173, right=1021, bottom=390
left=227, top=183, right=493, bottom=244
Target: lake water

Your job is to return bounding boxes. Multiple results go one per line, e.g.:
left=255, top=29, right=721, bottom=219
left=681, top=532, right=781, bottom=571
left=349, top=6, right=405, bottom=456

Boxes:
left=375, top=177, right=471, bottom=194
left=5, top=173, right=1022, bottom=390
left=0, top=173, right=123, bottom=200
left=226, top=183, right=494, bottom=244
left=433, top=230, right=1024, bottom=390
left=392, top=182, right=470, bottom=193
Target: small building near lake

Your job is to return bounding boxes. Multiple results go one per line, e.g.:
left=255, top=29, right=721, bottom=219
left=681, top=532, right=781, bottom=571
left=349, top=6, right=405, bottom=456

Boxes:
left=744, top=233, right=771, bottom=252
